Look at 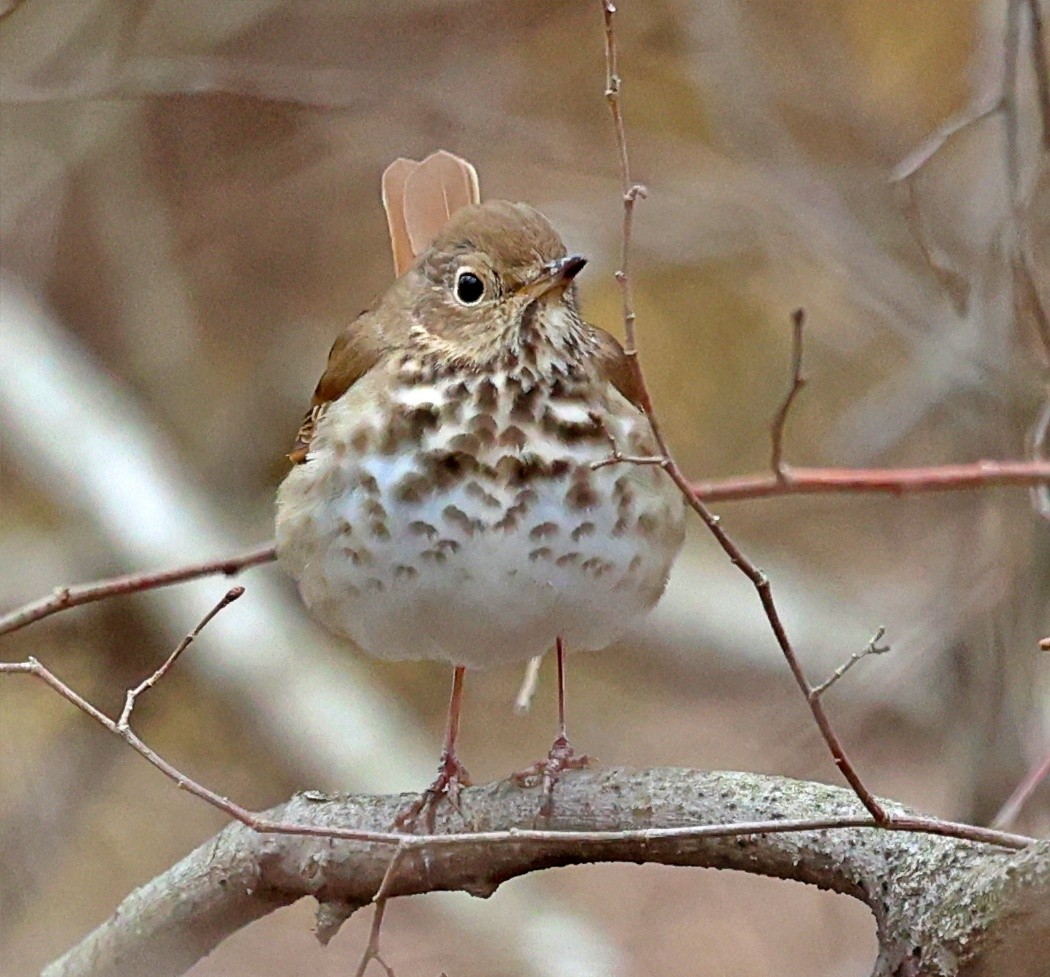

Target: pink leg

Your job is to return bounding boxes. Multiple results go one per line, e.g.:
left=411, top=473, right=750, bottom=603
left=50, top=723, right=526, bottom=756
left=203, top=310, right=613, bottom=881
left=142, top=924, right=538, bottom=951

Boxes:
left=513, top=637, right=590, bottom=816
left=394, top=665, right=472, bottom=831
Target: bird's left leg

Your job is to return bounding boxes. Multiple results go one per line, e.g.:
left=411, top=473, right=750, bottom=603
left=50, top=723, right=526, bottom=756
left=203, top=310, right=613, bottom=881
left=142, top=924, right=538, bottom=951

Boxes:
left=394, top=665, right=472, bottom=832
left=512, top=637, right=590, bottom=816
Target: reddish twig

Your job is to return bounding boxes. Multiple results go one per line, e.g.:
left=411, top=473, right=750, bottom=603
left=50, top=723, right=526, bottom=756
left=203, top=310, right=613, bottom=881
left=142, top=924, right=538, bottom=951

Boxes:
left=117, top=587, right=244, bottom=729
left=690, top=459, right=1050, bottom=503
left=598, top=0, right=888, bottom=822
left=0, top=543, right=275, bottom=638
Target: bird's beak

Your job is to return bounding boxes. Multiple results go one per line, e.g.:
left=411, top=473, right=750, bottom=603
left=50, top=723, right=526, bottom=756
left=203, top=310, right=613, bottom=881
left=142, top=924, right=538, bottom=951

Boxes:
left=518, top=254, right=588, bottom=301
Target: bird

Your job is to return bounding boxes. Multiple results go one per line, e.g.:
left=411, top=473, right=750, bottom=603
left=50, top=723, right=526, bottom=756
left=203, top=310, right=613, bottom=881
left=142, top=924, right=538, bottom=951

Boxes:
left=275, top=158, right=684, bottom=826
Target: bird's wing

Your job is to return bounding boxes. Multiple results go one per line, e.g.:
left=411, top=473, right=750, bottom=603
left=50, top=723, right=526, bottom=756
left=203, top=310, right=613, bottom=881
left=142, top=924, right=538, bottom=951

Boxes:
left=588, top=325, right=648, bottom=413
left=288, top=312, right=388, bottom=464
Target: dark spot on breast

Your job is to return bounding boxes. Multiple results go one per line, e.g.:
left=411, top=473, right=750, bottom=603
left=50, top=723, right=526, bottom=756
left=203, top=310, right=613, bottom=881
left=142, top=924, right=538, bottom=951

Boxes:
left=566, top=475, right=599, bottom=510
left=556, top=552, right=581, bottom=567
left=441, top=399, right=463, bottom=424
left=493, top=510, right=520, bottom=533
left=350, top=428, right=372, bottom=453
left=436, top=539, right=461, bottom=554
left=447, top=432, right=481, bottom=454
left=498, top=425, right=527, bottom=450
left=395, top=472, right=433, bottom=504
left=581, top=557, right=614, bottom=577
left=637, top=513, right=659, bottom=534
left=469, top=413, right=498, bottom=446
left=475, top=378, right=498, bottom=411
left=364, top=578, right=386, bottom=593
left=465, top=480, right=502, bottom=508
left=571, top=521, right=596, bottom=541
left=395, top=564, right=418, bottom=580
left=510, top=383, right=542, bottom=423
left=408, top=520, right=438, bottom=539
left=364, top=500, right=387, bottom=520
left=369, top=521, right=390, bottom=541
left=340, top=545, right=372, bottom=566
left=443, top=505, right=483, bottom=535
left=529, top=521, right=559, bottom=540
left=529, top=547, right=553, bottom=562
left=420, top=548, right=448, bottom=564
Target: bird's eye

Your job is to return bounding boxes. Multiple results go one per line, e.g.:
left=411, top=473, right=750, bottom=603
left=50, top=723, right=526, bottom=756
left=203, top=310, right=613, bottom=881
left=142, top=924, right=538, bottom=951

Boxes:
left=454, top=270, right=485, bottom=305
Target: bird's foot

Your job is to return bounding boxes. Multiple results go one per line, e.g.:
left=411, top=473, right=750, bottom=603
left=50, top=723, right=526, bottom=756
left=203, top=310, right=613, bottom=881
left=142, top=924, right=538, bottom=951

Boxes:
left=393, top=750, right=472, bottom=833
left=511, top=734, right=591, bottom=818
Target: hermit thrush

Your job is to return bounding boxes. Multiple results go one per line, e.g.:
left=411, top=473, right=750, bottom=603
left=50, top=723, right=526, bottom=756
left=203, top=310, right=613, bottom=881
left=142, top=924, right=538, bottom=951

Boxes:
left=276, top=154, right=684, bottom=824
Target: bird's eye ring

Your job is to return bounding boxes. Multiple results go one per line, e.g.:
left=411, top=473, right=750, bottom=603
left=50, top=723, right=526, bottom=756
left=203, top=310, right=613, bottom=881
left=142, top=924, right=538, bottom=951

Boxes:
left=454, top=269, right=485, bottom=305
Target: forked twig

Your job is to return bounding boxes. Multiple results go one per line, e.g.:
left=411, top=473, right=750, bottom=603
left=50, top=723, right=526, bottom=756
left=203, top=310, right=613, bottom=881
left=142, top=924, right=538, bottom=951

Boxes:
left=353, top=899, right=396, bottom=977
left=118, top=587, right=244, bottom=729
left=810, top=628, right=890, bottom=701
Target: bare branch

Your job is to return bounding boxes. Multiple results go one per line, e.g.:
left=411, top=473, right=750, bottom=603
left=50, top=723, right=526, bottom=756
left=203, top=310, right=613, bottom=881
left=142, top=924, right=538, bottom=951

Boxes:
left=0, top=543, right=275, bottom=637
left=42, top=772, right=1047, bottom=977
left=117, top=587, right=244, bottom=729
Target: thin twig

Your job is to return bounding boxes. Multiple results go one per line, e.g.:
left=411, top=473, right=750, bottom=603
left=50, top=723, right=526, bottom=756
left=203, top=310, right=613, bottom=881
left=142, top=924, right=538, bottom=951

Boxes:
left=117, top=587, right=244, bottom=729
left=0, top=656, right=1033, bottom=851
left=602, top=0, right=647, bottom=359
left=353, top=899, right=396, bottom=977
left=810, top=628, right=890, bottom=700
left=770, top=308, right=806, bottom=479
left=0, top=543, right=275, bottom=637
left=597, top=0, right=886, bottom=823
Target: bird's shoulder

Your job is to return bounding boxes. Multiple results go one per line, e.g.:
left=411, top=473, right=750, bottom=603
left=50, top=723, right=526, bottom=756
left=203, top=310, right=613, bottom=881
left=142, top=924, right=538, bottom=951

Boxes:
left=288, top=304, right=409, bottom=464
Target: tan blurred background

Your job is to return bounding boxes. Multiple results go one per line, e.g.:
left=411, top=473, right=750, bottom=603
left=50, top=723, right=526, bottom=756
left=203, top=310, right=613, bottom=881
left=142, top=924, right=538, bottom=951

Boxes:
left=2, top=1, right=1048, bottom=975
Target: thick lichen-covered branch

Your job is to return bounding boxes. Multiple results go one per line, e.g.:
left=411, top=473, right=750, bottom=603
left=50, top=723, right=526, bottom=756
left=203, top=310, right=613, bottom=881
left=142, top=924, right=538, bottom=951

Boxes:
left=45, top=769, right=1046, bottom=977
